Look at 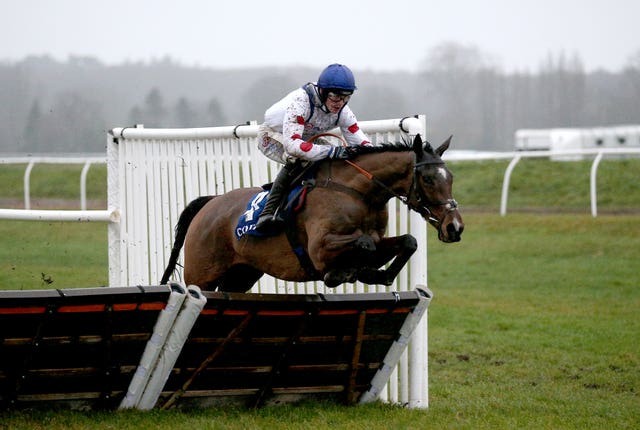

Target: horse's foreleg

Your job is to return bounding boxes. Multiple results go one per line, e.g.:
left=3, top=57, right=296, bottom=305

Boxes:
left=323, top=267, right=360, bottom=288
left=314, top=232, right=376, bottom=288
left=356, top=234, right=417, bottom=286
left=314, top=232, right=416, bottom=288
left=321, top=232, right=375, bottom=252
left=310, top=231, right=375, bottom=268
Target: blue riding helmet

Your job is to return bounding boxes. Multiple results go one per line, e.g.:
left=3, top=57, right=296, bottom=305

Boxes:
left=317, top=64, right=357, bottom=93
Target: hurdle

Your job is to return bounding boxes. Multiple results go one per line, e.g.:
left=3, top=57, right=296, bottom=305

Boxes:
left=0, top=285, right=432, bottom=410
left=0, top=286, right=172, bottom=410
left=105, top=115, right=431, bottom=407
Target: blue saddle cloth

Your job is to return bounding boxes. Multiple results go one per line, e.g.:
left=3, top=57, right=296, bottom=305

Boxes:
left=235, top=185, right=303, bottom=240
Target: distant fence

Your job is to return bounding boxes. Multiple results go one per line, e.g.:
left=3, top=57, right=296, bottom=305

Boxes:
left=442, top=147, right=640, bottom=217
left=2, top=147, right=640, bottom=220
left=0, top=154, right=106, bottom=210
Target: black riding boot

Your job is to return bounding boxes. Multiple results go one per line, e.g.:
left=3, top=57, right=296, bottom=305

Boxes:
left=255, top=163, right=296, bottom=232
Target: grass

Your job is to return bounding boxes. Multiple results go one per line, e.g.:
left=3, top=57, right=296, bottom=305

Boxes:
left=1, top=159, right=639, bottom=428
left=425, top=214, right=639, bottom=429
left=0, top=214, right=638, bottom=429
left=0, top=221, right=108, bottom=289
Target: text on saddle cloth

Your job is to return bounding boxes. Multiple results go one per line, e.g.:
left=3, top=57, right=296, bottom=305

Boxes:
left=234, top=185, right=308, bottom=240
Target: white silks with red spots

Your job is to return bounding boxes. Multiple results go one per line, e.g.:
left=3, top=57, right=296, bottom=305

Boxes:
left=260, top=84, right=371, bottom=163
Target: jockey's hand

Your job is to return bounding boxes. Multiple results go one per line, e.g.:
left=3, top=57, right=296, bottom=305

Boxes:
left=329, top=146, right=356, bottom=160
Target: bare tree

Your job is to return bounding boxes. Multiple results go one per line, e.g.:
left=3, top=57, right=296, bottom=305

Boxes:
left=173, top=97, right=199, bottom=128
left=241, top=74, right=299, bottom=122
left=128, top=87, right=168, bottom=127
left=206, top=98, right=227, bottom=126
left=417, top=42, right=500, bottom=149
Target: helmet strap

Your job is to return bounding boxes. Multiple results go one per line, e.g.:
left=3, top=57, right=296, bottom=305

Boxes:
left=318, top=88, right=331, bottom=113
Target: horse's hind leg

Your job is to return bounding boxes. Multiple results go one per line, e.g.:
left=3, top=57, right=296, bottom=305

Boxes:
left=217, top=265, right=264, bottom=293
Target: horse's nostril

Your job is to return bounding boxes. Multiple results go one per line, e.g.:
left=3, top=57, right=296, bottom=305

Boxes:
left=445, top=222, right=463, bottom=242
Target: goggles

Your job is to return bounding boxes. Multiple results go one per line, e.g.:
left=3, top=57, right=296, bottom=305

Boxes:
left=326, top=91, right=352, bottom=102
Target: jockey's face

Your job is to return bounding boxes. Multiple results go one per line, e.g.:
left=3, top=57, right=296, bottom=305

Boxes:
left=324, top=91, right=351, bottom=113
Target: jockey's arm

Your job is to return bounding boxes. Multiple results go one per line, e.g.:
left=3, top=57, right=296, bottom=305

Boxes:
left=338, top=106, right=371, bottom=146
left=281, top=104, right=333, bottom=162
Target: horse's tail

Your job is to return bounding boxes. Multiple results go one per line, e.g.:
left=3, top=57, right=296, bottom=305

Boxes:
left=160, top=195, right=216, bottom=285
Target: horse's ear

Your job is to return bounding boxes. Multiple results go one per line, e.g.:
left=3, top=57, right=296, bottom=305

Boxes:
left=413, top=134, right=424, bottom=158
left=436, top=135, right=452, bottom=157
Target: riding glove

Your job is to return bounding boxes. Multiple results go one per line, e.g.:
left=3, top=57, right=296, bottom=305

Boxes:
left=329, top=146, right=355, bottom=160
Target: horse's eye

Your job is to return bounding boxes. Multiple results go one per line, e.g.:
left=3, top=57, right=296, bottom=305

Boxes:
left=422, top=175, right=435, bottom=185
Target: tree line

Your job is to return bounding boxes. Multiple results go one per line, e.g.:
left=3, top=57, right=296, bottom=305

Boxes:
left=0, top=43, right=638, bottom=153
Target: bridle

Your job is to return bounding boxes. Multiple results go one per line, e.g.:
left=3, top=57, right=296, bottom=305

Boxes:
left=339, top=156, right=458, bottom=229
left=308, top=133, right=459, bottom=228
left=407, top=159, right=459, bottom=228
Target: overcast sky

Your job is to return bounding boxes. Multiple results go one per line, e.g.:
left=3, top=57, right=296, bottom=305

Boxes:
left=3, top=0, right=639, bottom=73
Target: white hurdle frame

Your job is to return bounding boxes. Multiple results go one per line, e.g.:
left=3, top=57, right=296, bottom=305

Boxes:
left=107, top=115, right=431, bottom=407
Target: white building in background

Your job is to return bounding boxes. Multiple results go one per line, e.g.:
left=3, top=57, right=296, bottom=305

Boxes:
left=515, top=125, right=640, bottom=160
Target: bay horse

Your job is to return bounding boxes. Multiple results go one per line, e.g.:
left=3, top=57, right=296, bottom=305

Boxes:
left=160, top=134, right=463, bottom=292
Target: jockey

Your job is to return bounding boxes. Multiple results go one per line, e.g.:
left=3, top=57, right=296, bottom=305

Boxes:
left=255, top=63, right=371, bottom=232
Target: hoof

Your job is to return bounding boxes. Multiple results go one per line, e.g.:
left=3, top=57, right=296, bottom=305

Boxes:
left=357, top=268, right=393, bottom=286
left=323, top=271, right=342, bottom=288
left=324, top=268, right=358, bottom=288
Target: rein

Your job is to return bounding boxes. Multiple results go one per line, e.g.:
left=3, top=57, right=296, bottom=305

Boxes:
left=306, top=132, right=458, bottom=227
left=330, top=157, right=458, bottom=228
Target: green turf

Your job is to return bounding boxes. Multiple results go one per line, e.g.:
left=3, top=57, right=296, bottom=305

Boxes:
left=0, top=221, right=108, bottom=289
left=1, top=214, right=638, bottom=429
left=1, top=158, right=638, bottom=428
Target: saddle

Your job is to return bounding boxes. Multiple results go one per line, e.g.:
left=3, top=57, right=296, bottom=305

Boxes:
left=235, top=160, right=321, bottom=237
left=234, top=166, right=321, bottom=277
left=234, top=184, right=310, bottom=240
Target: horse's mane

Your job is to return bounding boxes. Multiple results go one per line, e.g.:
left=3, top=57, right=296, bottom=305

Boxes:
left=347, top=140, right=413, bottom=157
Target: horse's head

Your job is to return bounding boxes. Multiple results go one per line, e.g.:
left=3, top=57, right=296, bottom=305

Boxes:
left=406, top=134, right=464, bottom=243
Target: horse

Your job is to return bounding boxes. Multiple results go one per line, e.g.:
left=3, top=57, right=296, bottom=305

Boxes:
left=160, top=134, right=464, bottom=292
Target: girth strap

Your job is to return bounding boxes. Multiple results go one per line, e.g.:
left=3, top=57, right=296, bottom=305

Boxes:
left=281, top=175, right=369, bottom=280
left=283, top=180, right=321, bottom=279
